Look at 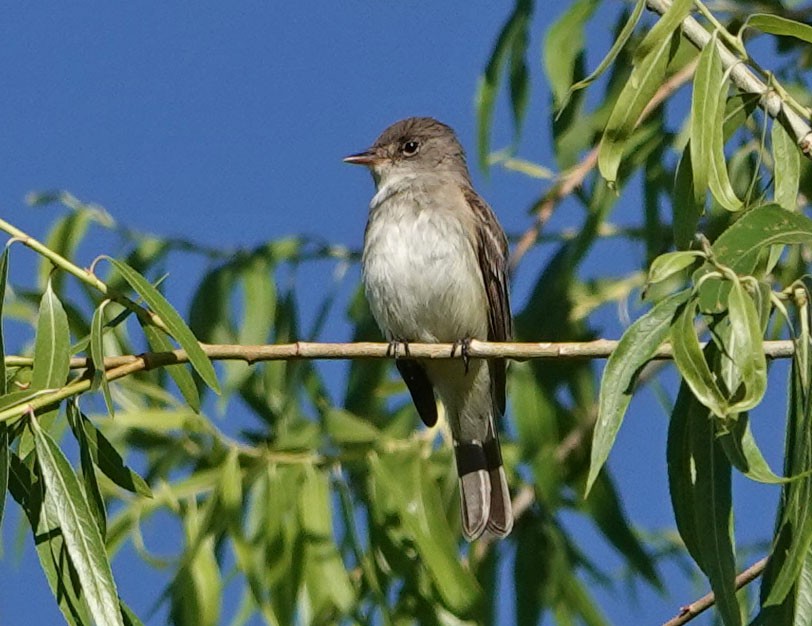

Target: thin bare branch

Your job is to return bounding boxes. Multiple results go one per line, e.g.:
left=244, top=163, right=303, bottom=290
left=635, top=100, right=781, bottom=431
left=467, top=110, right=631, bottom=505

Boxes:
left=2, top=338, right=797, bottom=371
left=662, top=557, right=768, bottom=626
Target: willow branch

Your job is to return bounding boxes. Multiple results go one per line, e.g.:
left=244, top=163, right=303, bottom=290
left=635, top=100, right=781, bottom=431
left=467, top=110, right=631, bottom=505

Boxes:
left=1, top=339, right=796, bottom=425
left=662, top=557, right=767, bottom=626
left=3, top=338, right=797, bottom=371
left=647, top=0, right=812, bottom=158
left=0, top=217, right=171, bottom=334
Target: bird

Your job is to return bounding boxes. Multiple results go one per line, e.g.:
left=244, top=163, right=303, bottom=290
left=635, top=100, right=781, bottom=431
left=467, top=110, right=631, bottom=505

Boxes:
left=344, top=117, right=513, bottom=540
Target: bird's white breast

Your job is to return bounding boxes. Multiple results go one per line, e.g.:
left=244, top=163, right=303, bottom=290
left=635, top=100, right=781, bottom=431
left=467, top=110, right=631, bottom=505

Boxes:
left=362, top=175, right=488, bottom=343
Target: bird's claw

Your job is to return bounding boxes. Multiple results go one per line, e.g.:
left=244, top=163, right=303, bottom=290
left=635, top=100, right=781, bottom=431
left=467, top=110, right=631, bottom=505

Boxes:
left=451, top=337, right=472, bottom=374
left=387, top=339, right=410, bottom=359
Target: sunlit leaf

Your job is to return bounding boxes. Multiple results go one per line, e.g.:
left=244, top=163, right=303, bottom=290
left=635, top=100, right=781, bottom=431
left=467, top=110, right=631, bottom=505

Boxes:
left=31, top=417, right=125, bottom=626
left=667, top=383, right=740, bottom=626
left=90, top=301, right=115, bottom=417
left=31, top=279, right=71, bottom=391
left=105, top=257, right=220, bottom=394
left=588, top=289, right=689, bottom=492
left=745, top=13, right=812, bottom=44
left=544, top=0, right=597, bottom=108
left=772, top=120, right=800, bottom=211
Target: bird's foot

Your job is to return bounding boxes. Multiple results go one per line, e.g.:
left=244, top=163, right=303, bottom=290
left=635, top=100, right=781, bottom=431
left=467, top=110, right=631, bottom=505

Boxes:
left=451, top=337, right=473, bottom=374
left=386, top=339, right=411, bottom=359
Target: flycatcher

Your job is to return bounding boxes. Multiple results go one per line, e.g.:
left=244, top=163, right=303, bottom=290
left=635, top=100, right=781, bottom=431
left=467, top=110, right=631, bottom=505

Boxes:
left=344, top=117, right=513, bottom=540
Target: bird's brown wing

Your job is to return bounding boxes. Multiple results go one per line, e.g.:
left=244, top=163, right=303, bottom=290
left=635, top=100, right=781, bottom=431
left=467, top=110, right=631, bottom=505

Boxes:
left=464, top=187, right=512, bottom=417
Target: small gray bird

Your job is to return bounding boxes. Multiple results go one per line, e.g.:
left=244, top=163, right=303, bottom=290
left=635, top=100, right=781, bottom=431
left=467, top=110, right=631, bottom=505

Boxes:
left=344, top=117, right=513, bottom=540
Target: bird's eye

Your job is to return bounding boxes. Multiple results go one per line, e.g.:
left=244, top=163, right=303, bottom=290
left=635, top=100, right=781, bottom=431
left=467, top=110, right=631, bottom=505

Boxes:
left=402, top=140, right=420, bottom=156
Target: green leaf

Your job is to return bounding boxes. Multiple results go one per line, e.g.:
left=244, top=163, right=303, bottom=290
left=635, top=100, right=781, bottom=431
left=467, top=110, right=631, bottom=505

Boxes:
left=31, top=416, right=125, bottom=626
left=325, top=408, right=381, bottom=445
left=598, top=0, right=686, bottom=185
left=0, top=248, right=8, bottom=395
left=140, top=321, right=201, bottom=412
left=671, top=298, right=728, bottom=417
left=105, top=257, right=220, bottom=394
left=67, top=400, right=106, bottom=536
left=8, top=452, right=94, bottom=626
left=667, top=383, right=740, bottom=626
left=692, top=34, right=744, bottom=211
left=0, top=425, right=7, bottom=530
left=772, top=120, right=800, bottom=211
left=31, top=278, right=71, bottom=391
left=690, top=34, right=718, bottom=207
left=90, top=301, right=115, bottom=418
left=543, top=0, right=597, bottom=108
left=475, top=0, right=532, bottom=170
left=763, top=355, right=812, bottom=606
left=716, top=414, right=787, bottom=484
left=698, top=204, right=812, bottom=313
left=647, top=251, right=704, bottom=287
left=725, top=279, right=767, bottom=413
left=588, top=289, right=689, bottom=492
left=565, top=0, right=646, bottom=101
left=78, top=410, right=152, bottom=497
left=371, top=449, right=481, bottom=615
left=746, top=13, right=812, bottom=44
left=299, top=467, right=355, bottom=617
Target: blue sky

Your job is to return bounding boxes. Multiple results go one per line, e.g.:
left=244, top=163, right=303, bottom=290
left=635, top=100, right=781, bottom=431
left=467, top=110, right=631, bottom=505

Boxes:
left=1, top=4, right=788, bottom=625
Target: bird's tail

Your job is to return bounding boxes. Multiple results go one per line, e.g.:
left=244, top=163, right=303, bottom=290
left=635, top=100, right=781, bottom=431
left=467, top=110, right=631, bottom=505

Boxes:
left=454, top=420, right=513, bottom=541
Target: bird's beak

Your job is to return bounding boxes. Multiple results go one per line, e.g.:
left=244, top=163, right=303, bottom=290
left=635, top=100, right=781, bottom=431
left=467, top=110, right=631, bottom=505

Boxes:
left=343, top=149, right=380, bottom=166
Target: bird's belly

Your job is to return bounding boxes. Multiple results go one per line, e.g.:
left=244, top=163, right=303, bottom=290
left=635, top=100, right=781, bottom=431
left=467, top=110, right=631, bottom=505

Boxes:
left=362, top=209, right=487, bottom=343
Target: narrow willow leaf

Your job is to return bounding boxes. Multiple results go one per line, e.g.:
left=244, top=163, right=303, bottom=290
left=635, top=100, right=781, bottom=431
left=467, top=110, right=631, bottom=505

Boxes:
left=543, top=0, right=596, bottom=108
left=588, top=290, right=689, bottom=493
left=673, top=144, right=704, bottom=249
left=299, top=467, right=354, bottom=616
left=717, top=414, right=787, bottom=483
left=632, top=0, right=692, bottom=63
left=90, top=301, right=115, bottom=417
left=238, top=256, right=275, bottom=346
left=372, top=450, right=480, bottom=614
left=475, top=0, right=532, bottom=169
left=726, top=280, right=767, bottom=413
left=140, top=322, right=201, bottom=412
left=709, top=76, right=744, bottom=210
left=671, top=299, right=728, bottom=417
left=80, top=413, right=151, bottom=497
left=772, top=121, right=800, bottom=211
left=31, top=418, right=125, bottom=626
left=32, top=279, right=71, bottom=391
left=647, top=251, right=704, bottom=286
left=0, top=425, right=7, bottom=530
left=698, top=204, right=812, bottom=313
left=566, top=0, right=646, bottom=99
left=690, top=33, right=720, bottom=207
left=764, top=356, right=812, bottom=606
left=23, top=457, right=94, bottom=626
left=747, top=13, right=812, bottom=44
left=325, top=408, right=381, bottom=445
left=667, top=384, right=740, bottom=626
left=105, top=257, right=220, bottom=394
left=67, top=401, right=106, bottom=536
left=0, top=248, right=8, bottom=394
left=598, top=27, right=679, bottom=184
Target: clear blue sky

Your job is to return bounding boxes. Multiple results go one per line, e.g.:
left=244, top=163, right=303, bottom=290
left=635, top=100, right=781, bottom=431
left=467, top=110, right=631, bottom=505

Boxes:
left=1, top=4, right=786, bottom=625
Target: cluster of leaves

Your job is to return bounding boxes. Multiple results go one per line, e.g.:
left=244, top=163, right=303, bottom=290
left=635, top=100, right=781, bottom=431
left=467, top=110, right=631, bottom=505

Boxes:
left=478, top=0, right=812, bottom=623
